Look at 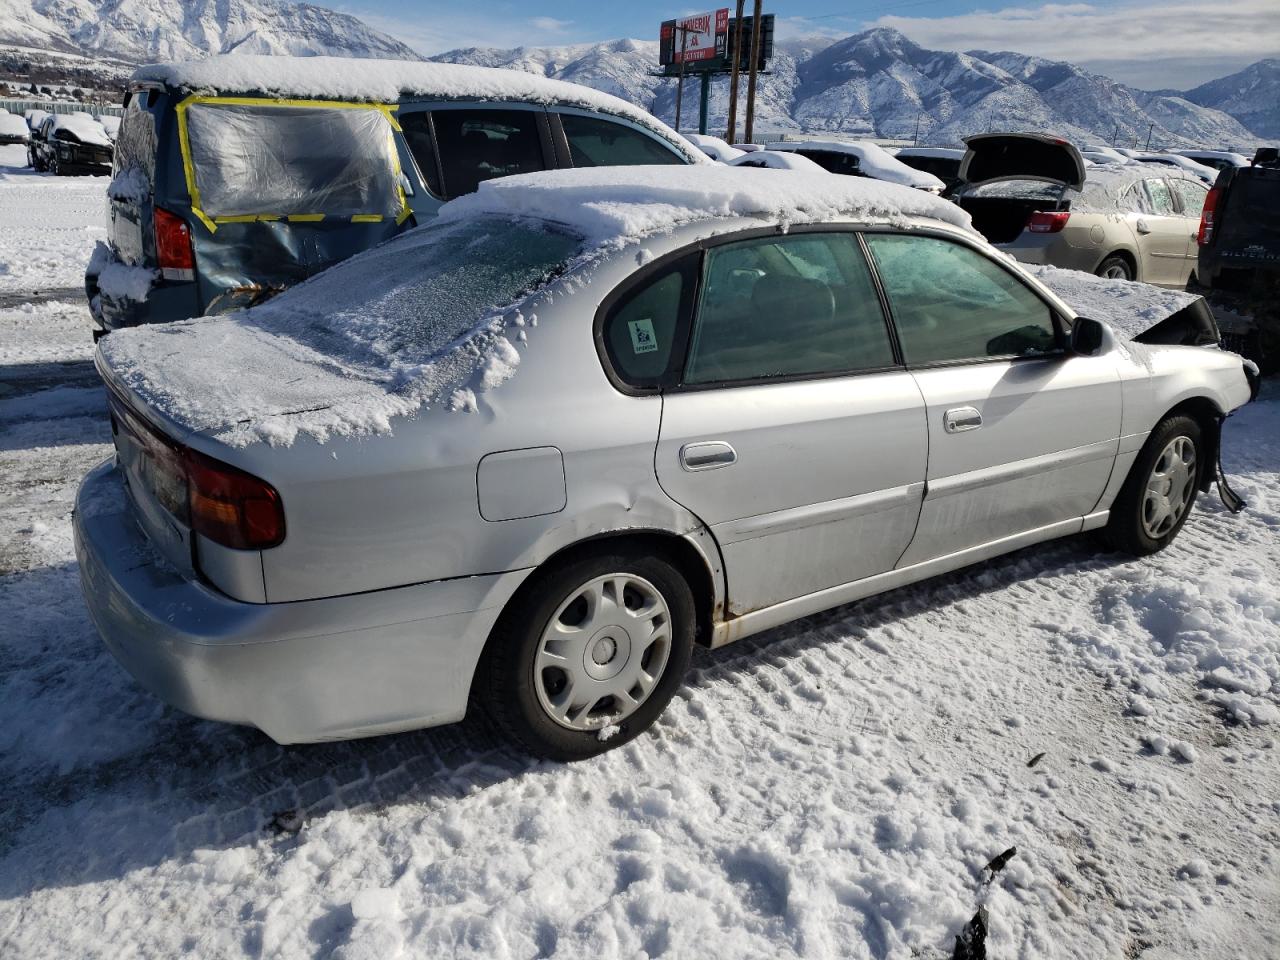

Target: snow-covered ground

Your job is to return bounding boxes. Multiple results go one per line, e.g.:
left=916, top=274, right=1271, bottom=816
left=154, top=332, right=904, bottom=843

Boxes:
left=1, top=153, right=1278, bottom=960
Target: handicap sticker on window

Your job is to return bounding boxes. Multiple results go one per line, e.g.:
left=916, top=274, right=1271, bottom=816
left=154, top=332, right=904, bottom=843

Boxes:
left=628, top=318, right=659, bottom=354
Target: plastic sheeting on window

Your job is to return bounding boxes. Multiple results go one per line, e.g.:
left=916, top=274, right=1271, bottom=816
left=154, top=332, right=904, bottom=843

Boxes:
left=178, top=98, right=407, bottom=230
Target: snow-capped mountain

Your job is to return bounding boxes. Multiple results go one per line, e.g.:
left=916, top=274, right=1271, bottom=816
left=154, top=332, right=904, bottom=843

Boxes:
left=1179, top=59, right=1280, bottom=140
left=434, top=28, right=1260, bottom=148
left=0, top=0, right=419, bottom=63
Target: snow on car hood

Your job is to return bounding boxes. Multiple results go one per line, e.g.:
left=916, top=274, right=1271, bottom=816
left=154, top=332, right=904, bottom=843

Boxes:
left=97, top=217, right=581, bottom=448
left=1024, top=263, right=1202, bottom=340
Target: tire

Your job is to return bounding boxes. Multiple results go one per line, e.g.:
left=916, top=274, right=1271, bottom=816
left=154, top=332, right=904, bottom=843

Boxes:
left=480, top=549, right=696, bottom=761
left=1104, top=414, right=1203, bottom=555
left=1096, top=254, right=1133, bottom=282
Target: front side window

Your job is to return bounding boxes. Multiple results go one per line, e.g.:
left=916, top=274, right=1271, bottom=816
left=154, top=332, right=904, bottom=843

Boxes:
left=428, top=109, right=546, bottom=199
left=561, top=115, right=684, bottom=167
left=865, top=234, right=1059, bottom=365
left=684, top=233, right=895, bottom=385
left=1171, top=178, right=1208, bottom=216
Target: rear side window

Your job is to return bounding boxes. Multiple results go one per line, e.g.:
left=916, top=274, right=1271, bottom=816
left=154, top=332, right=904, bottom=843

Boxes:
left=684, top=233, right=894, bottom=384
left=1171, top=179, right=1208, bottom=215
left=561, top=115, right=684, bottom=167
left=866, top=234, right=1059, bottom=365
left=1144, top=179, right=1176, bottom=215
left=797, top=150, right=862, bottom=177
left=601, top=257, right=698, bottom=389
left=428, top=109, right=546, bottom=199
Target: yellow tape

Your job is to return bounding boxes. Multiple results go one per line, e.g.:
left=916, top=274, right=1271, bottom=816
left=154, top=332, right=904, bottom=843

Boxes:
left=175, top=95, right=410, bottom=231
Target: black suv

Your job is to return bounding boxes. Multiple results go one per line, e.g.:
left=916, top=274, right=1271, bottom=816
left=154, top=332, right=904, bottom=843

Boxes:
left=29, top=114, right=113, bottom=176
left=1197, top=148, right=1279, bottom=371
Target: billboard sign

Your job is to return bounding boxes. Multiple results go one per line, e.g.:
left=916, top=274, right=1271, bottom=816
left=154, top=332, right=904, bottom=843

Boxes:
left=660, top=9, right=730, bottom=67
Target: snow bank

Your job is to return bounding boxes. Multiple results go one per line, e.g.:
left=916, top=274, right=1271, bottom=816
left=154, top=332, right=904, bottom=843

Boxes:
left=133, top=55, right=708, bottom=166
left=1023, top=264, right=1201, bottom=340
left=768, top=139, right=946, bottom=190
left=438, top=165, right=975, bottom=251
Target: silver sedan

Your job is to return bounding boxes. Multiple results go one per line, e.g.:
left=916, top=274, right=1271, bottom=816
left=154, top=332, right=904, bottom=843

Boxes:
left=75, top=167, right=1256, bottom=760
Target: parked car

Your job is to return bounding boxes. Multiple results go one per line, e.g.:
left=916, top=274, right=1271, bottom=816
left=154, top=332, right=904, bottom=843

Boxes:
left=1175, top=149, right=1249, bottom=172
left=1081, top=150, right=1130, bottom=166
left=1079, top=145, right=1132, bottom=165
left=683, top=133, right=745, bottom=163
left=1126, top=152, right=1217, bottom=184
left=1197, top=148, right=1280, bottom=370
left=87, top=54, right=706, bottom=336
left=766, top=140, right=945, bottom=193
left=23, top=108, right=50, bottom=133
left=28, top=113, right=113, bottom=175
left=956, top=133, right=1209, bottom=286
left=75, top=165, right=1256, bottom=760
left=0, top=109, right=30, bottom=144
left=891, top=146, right=965, bottom=194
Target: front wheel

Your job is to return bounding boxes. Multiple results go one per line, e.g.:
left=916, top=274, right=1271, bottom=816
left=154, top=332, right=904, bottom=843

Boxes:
left=480, top=550, right=695, bottom=761
left=1105, top=414, right=1202, bottom=555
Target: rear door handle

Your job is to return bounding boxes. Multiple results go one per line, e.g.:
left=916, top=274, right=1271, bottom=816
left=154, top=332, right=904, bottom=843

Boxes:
left=944, top=407, right=982, bottom=434
left=680, top=441, right=737, bottom=471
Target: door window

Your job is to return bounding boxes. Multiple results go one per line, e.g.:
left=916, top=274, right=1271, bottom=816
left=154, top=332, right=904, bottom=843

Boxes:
left=427, top=109, right=546, bottom=199
left=561, top=115, right=684, bottom=167
left=1170, top=178, right=1208, bottom=216
left=797, top=149, right=862, bottom=177
left=865, top=234, right=1059, bottom=365
left=1144, top=178, right=1177, bottom=215
left=684, top=233, right=895, bottom=384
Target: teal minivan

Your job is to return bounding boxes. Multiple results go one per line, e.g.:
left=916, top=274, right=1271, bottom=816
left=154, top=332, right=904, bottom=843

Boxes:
left=87, top=54, right=704, bottom=335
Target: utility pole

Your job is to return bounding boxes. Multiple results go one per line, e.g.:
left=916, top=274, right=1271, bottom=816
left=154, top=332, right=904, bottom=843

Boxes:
left=1144, top=122, right=1154, bottom=150
left=743, top=0, right=763, bottom=143
left=1111, top=123, right=1120, bottom=146
left=725, top=0, right=746, bottom=144
left=673, top=26, right=689, bottom=133
left=913, top=110, right=922, bottom=146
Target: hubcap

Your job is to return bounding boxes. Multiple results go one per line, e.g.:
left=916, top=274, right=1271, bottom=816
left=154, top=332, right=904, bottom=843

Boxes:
left=1142, top=435, right=1196, bottom=539
left=534, top=573, right=672, bottom=731
left=1102, top=262, right=1129, bottom=280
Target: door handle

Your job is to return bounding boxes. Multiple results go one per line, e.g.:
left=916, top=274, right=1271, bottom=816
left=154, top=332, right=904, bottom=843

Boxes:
left=680, top=441, right=737, bottom=471
left=944, top=407, right=982, bottom=434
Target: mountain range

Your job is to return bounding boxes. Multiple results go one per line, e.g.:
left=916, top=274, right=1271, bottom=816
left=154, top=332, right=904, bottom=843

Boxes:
left=0, top=0, right=1273, bottom=148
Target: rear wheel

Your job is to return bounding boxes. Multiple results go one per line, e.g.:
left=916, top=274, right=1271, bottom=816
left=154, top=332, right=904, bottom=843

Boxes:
left=480, top=549, right=695, bottom=761
left=1096, top=254, right=1133, bottom=281
left=1104, top=414, right=1202, bottom=555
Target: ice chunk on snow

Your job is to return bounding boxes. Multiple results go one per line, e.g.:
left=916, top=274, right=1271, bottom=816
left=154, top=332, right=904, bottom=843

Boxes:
left=350, top=888, right=401, bottom=921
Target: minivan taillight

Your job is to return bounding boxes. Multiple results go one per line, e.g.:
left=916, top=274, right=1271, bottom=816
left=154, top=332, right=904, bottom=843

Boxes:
left=1197, top=186, right=1220, bottom=245
left=185, top=449, right=286, bottom=550
left=154, top=207, right=195, bottom=281
left=1027, top=211, right=1071, bottom=233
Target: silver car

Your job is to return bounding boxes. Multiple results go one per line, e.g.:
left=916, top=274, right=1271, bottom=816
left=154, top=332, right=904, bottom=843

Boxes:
left=75, top=166, right=1256, bottom=760
left=958, top=133, right=1210, bottom=286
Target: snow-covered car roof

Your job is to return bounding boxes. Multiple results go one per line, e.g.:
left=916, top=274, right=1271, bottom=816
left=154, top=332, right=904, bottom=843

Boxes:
left=968, top=162, right=1209, bottom=213
left=0, top=111, right=29, bottom=140
left=893, top=146, right=963, bottom=159
left=728, top=150, right=827, bottom=172
left=682, top=133, right=745, bottom=163
left=51, top=113, right=112, bottom=147
left=436, top=164, right=975, bottom=248
left=766, top=140, right=946, bottom=190
left=133, top=55, right=708, bottom=166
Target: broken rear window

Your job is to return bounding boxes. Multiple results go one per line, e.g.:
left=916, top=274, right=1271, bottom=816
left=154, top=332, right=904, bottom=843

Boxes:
left=180, top=100, right=405, bottom=224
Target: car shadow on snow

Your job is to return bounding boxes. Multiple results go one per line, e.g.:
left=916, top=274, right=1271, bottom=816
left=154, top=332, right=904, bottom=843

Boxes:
left=0, top=532, right=1135, bottom=903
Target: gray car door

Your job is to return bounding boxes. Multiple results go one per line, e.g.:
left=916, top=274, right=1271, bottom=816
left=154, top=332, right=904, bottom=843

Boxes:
left=651, top=231, right=928, bottom=616
left=863, top=232, right=1121, bottom=566
left=1136, top=178, right=1195, bottom=285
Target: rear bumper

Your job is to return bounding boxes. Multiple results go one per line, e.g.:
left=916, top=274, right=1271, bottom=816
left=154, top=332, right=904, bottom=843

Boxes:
left=73, top=459, right=530, bottom=743
left=998, top=234, right=1100, bottom=273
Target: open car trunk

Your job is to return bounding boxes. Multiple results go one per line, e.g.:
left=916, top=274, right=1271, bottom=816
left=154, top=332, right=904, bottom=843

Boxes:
left=957, top=133, right=1086, bottom=243
left=960, top=194, right=1070, bottom=244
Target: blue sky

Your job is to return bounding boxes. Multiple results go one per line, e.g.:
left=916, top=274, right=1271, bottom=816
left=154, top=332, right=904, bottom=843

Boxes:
left=342, top=0, right=1278, bottom=88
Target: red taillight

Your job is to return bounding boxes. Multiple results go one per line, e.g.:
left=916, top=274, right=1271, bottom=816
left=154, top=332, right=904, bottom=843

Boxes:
left=1197, top=186, right=1220, bottom=246
left=1027, top=211, right=1071, bottom=233
left=154, top=207, right=195, bottom=281
left=185, top=448, right=286, bottom=550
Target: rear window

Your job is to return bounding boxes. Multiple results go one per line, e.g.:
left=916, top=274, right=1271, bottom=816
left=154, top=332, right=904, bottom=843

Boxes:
left=247, top=217, right=582, bottom=365
left=181, top=101, right=405, bottom=222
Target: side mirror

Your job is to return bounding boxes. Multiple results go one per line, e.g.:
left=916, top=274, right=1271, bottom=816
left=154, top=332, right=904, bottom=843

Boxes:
left=1070, top=316, right=1106, bottom=357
